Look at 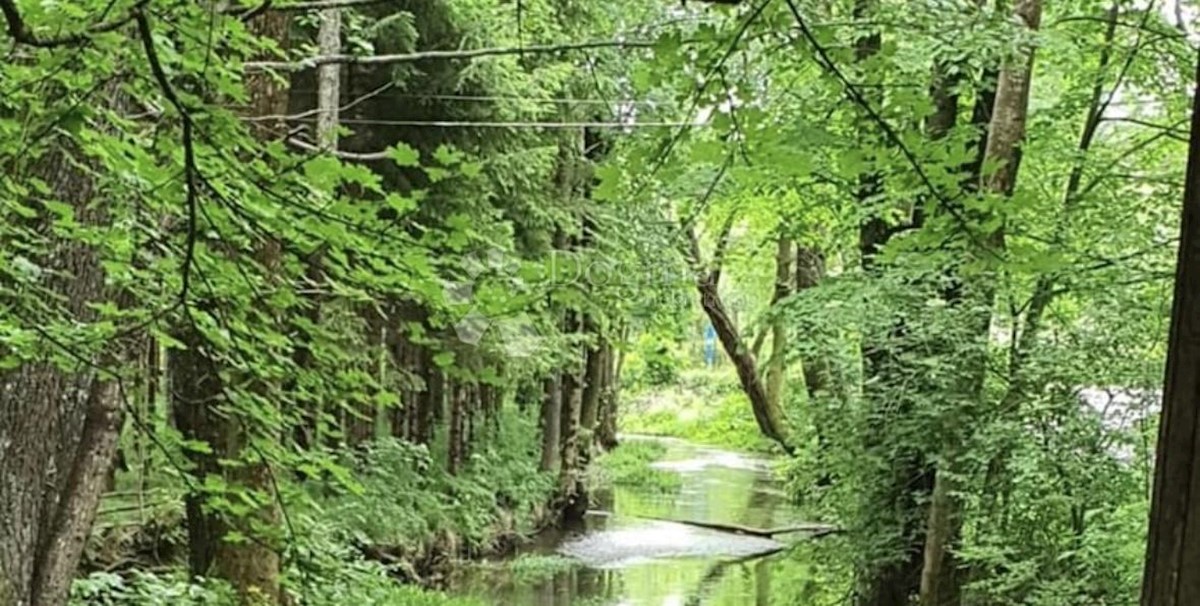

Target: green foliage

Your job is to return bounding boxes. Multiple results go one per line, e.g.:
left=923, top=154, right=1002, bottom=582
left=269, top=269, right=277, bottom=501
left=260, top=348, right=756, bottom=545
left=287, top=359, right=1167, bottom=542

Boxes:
left=70, top=568, right=485, bottom=606
left=624, top=331, right=686, bottom=388
left=70, top=572, right=235, bottom=606
left=505, top=555, right=582, bottom=583
left=621, top=369, right=776, bottom=453
left=313, top=416, right=554, bottom=555
left=591, top=440, right=682, bottom=492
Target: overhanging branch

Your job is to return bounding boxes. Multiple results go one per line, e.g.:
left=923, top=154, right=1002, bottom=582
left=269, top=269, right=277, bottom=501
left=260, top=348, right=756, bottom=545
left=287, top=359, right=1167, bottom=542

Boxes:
left=1, top=0, right=148, bottom=47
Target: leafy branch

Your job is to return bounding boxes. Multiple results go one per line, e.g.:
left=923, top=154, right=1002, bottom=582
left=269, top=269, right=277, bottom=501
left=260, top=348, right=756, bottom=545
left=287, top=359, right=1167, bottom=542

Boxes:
left=1, top=0, right=148, bottom=47
left=135, top=10, right=200, bottom=309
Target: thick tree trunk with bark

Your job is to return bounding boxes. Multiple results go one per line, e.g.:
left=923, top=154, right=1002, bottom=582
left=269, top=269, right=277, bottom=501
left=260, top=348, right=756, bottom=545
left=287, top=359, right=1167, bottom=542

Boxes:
left=580, top=327, right=606, bottom=450
left=1139, top=46, right=1200, bottom=606
left=0, top=80, right=132, bottom=606
left=172, top=11, right=292, bottom=603
left=794, top=245, right=834, bottom=399
left=558, top=316, right=588, bottom=520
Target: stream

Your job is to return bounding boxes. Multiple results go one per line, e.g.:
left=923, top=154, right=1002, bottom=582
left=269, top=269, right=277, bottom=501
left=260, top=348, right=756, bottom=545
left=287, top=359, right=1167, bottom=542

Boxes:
left=448, top=435, right=816, bottom=605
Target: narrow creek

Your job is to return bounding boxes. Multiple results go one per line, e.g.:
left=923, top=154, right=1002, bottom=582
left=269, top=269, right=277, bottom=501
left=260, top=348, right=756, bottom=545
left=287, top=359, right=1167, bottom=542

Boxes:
left=448, top=435, right=815, bottom=605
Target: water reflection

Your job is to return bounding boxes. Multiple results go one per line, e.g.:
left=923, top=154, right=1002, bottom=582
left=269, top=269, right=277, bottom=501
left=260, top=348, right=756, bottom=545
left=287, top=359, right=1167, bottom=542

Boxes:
left=450, top=436, right=816, bottom=605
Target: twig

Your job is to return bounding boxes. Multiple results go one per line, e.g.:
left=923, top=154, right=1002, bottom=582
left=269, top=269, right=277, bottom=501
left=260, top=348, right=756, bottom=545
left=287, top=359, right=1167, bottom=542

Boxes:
left=245, top=39, right=657, bottom=71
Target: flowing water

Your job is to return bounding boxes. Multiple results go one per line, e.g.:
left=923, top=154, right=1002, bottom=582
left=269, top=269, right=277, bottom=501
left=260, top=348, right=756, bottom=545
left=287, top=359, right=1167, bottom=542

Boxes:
left=448, top=436, right=826, bottom=605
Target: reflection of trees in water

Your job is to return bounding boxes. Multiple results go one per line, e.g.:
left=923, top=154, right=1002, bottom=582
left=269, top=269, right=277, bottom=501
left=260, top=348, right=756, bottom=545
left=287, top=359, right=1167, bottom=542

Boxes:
left=683, top=553, right=779, bottom=606
left=754, top=557, right=772, bottom=606
left=741, top=472, right=783, bottom=530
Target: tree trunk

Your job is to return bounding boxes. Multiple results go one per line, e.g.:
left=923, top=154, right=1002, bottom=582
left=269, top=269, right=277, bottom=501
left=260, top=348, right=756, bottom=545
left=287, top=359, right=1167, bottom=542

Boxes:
left=172, top=11, right=292, bottom=603
left=764, top=235, right=793, bottom=410
left=539, top=375, right=564, bottom=472
left=558, top=329, right=587, bottom=520
left=795, top=245, right=833, bottom=399
left=596, top=338, right=621, bottom=451
left=0, top=79, right=132, bottom=606
left=1139, top=45, right=1200, bottom=606
left=448, top=381, right=466, bottom=475
left=580, top=326, right=606, bottom=451
left=428, top=357, right=445, bottom=437
left=687, top=226, right=793, bottom=453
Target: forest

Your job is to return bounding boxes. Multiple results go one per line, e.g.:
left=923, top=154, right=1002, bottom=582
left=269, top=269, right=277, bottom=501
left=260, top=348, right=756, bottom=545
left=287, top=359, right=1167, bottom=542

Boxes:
left=2, top=0, right=1200, bottom=604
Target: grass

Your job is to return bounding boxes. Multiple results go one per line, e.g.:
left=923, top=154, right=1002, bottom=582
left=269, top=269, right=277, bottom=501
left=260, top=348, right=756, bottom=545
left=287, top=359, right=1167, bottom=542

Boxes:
left=621, top=368, right=778, bottom=453
left=591, top=440, right=682, bottom=492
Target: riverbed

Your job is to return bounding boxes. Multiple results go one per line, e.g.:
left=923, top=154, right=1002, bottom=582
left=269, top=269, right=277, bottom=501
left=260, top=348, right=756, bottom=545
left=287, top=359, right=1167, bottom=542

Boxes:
left=448, top=435, right=822, bottom=605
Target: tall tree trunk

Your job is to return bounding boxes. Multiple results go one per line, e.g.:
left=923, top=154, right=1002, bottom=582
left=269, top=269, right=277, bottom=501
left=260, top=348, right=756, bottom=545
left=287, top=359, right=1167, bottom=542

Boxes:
left=1139, top=45, right=1200, bottom=606
left=448, top=381, right=466, bottom=475
left=173, top=11, right=292, bottom=603
left=686, top=224, right=793, bottom=453
left=580, top=326, right=606, bottom=451
left=539, top=375, right=564, bottom=472
left=764, top=235, right=794, bottom=410
left=0, top=73, right=133, bottom=605
left=921, top=4, right=1041, bottom=605
left=290, top=4, right=340, bottom=453
left=795, top=245, right=833, bottom=399
left=558, top=311, right=587, bottom=521
left=596, top=337, right=621, bottom=451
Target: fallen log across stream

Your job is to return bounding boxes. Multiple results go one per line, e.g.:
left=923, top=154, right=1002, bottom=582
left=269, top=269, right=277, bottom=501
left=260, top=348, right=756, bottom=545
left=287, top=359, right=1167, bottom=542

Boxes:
left=636, top=515, right=841, bottom=538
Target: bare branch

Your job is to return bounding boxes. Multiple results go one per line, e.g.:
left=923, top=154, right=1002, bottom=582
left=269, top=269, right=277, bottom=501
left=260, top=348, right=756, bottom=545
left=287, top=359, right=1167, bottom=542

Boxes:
left=286, top=136, right=392, bottom=160
left=266, top=0, right=392, bottom=11
left=1102, top=117, right=1191, bottom=142
left=245, top=39, right=657, bottom=71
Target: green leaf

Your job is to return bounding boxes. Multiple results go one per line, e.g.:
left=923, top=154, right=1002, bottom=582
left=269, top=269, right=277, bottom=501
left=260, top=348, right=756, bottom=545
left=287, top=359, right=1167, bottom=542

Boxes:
left=390, top=143, right=421, bottom=167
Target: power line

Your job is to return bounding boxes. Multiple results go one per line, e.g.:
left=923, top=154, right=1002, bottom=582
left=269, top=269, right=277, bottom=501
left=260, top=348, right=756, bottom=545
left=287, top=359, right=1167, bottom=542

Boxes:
left=245, top=39, right=657, bottom=71
left=281, top=92, right=665, bottom=107
left=283, top=118, right=700, bottom=128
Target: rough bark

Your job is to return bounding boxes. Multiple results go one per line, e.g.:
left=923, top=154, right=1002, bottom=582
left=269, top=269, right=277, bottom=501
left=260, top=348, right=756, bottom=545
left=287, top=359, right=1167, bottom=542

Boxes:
left=558, top=320, right=587, bottom=520
left=0, top=85, right=131, bottom=606
left=1139, top=45, right=1200, bottom=606
left=980, top=0, right=1042, bottom=200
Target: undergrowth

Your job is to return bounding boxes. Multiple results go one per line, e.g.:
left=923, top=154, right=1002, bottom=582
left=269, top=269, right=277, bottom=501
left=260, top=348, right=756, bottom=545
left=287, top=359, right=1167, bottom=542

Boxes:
left=74, top=413, right=554, bottom=604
